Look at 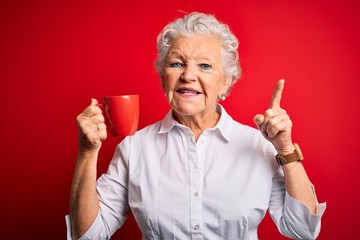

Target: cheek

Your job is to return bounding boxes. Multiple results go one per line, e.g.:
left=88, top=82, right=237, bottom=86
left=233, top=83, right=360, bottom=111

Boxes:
left=161, top=78, right=166, bottom=91
left=203, top=80, right=224, bottom=97
left=162, top=81, right=172, bottom=93
left=162, top=73, right=174, bottom=89
left=161, top=75, right=170, bottom=91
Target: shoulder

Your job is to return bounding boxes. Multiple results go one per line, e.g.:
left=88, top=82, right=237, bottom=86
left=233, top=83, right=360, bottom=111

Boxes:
left=119, top=120, right=164, bottom=148
left=136, top=120, right=163, bottom=137
left=231, top=120, right=264, bottom=141
left=230, top=120, right=278, bottom=166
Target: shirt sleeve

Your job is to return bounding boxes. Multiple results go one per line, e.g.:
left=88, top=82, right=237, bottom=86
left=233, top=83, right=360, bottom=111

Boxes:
left=269, top=167, right=326, bottom=239
left=65, top=139, right=131, bottom=239
left=65, top=211, right=111, bottom=240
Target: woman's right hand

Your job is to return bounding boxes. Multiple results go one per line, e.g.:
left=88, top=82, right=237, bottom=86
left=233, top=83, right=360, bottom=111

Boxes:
left=76, top=98, right=107, bottom=152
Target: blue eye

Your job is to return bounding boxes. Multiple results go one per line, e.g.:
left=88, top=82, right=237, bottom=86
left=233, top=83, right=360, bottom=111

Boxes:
left=200, top=63, right=212, bottom=70
left=170, top=62, right=183, bottom=68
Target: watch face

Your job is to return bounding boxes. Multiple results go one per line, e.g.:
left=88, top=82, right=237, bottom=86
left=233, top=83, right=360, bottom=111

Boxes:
left=276, top=155, right=287, bottom=165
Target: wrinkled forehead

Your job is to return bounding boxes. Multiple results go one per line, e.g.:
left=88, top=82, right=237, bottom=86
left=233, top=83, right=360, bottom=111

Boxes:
left=166, top=35, right=224, bottom=59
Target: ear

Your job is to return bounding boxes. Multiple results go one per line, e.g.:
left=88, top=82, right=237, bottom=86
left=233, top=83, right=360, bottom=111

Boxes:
left=221, top=76, right=232, bottom=96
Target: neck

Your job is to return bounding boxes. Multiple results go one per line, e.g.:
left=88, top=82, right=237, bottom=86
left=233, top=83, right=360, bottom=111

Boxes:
left=173, top=106, right=221, bottom=141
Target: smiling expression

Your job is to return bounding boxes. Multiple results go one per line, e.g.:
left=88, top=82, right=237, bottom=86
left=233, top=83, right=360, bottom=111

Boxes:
left=162, top=35, right=231, bottom=119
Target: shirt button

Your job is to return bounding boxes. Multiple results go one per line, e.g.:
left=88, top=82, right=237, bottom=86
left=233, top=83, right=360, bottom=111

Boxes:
left=194, top=192, right=199, bottom=197
left=193, top=224, right=200, bottom=230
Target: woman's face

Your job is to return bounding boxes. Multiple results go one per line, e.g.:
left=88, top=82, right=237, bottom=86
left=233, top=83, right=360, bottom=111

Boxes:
left=162, top=35, right=230, bottom=119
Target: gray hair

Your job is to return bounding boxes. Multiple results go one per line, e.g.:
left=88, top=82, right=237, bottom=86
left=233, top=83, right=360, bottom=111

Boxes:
left=155, top=12, right=241, bottom=95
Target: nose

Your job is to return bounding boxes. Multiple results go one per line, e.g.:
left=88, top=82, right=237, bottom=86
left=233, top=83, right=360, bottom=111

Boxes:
left=181, top=63, right=197, bottom=82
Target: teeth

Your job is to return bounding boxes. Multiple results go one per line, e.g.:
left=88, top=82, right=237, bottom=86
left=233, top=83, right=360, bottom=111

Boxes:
left=179, top=90, right=200, bottom=94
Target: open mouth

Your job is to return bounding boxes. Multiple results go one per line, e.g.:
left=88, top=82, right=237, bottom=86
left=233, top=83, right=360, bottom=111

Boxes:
left=176, top=88, right=201, bottom=95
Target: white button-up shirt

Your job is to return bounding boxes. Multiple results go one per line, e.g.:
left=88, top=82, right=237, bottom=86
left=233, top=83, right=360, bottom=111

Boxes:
left=66, top=105, right=325, bottom=240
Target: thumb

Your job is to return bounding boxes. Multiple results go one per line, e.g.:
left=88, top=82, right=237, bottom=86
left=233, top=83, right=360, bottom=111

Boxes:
left=90, top=98, right=98, bottom=106
left=253, top=114, right=264, bottom=130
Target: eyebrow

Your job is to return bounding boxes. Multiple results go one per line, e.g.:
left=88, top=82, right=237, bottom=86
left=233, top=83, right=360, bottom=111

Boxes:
left=196, top=53, right=215, bottom=61
left=167, top=51, right=182, bottom=58
left=167, top=51, right=216, bottom=62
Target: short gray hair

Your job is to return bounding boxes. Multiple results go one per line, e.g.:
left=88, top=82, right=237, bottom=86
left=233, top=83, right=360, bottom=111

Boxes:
left=155, top=12, right=241, bottom=95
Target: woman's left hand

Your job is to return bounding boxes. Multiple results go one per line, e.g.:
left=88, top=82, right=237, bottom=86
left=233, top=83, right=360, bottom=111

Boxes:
left=254, top=80, right=294, bottom=155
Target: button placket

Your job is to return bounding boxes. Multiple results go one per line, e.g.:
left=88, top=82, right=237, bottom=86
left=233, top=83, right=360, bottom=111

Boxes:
left=187, top=134, right=203, bottom=239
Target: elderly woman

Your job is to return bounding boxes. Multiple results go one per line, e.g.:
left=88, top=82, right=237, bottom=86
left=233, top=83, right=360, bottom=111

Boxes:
left=67, top=12, right=326, bottom=239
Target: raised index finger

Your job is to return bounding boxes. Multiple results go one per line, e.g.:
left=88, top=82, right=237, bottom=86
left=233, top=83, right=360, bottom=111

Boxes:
left=270, top=79, right=285, bottom=108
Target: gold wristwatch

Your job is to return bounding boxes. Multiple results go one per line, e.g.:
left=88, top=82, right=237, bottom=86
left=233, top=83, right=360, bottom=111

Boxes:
left=275, top=143, right=304, bottom=165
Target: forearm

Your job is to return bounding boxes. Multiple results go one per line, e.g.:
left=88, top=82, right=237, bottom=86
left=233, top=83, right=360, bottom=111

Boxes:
left=283, top=161, right=317, bottom=215
left=70, top=150, right=100, bottom=239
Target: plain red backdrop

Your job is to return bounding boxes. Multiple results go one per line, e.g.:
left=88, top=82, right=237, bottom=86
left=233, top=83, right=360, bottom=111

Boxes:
left=1, top=0, right=359, bottom=239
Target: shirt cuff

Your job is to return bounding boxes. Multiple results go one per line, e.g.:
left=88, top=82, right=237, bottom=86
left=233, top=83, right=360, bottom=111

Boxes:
left=65, top=211, right=103, bottom=240
left=285, top=189, right=326, bottom=226
left=65, top=214, right=72, bottom=240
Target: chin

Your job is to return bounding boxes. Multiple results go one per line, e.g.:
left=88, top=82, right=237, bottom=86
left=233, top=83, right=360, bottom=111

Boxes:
left=173, top=105, right=199, bottom=117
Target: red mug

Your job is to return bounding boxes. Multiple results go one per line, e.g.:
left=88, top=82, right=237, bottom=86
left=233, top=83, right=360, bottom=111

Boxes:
left=98, top=95, right=139, bottom=137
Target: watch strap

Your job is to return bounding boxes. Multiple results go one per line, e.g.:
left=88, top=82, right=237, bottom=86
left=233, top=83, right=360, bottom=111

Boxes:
left=275, top=143, right=304, bottom=165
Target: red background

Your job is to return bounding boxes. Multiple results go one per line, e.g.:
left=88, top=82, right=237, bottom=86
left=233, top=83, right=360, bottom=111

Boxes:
left=1, top=0, right=359, bottom=239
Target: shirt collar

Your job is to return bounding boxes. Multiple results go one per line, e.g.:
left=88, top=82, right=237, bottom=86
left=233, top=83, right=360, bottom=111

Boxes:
left=214, top=105, right=233, bottom=142
left=158, top=104, right=233, bottom=142
left=158, top=110, right=178, bottom=134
